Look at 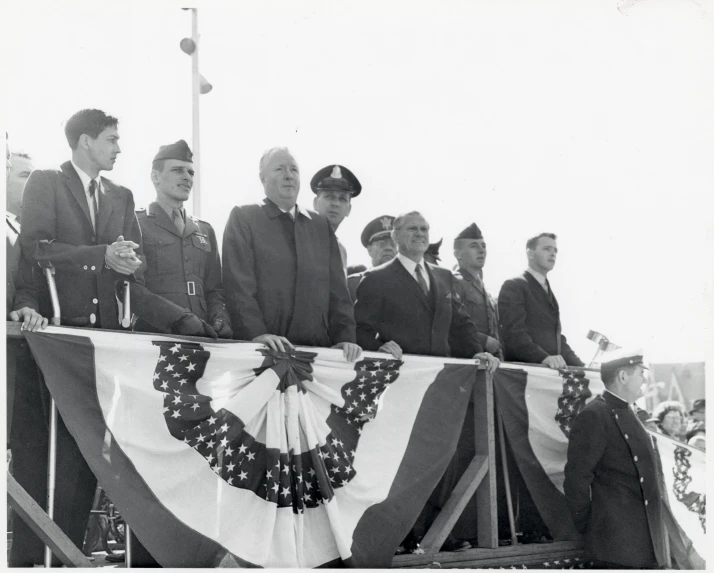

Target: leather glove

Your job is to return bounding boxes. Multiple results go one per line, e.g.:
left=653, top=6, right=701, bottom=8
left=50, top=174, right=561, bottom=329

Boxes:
left=211, top=317, right=233, bottom=339
left=173, top=313, right=218, bottom=339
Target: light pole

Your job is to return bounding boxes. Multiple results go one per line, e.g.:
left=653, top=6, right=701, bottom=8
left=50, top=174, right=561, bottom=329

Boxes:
left=180, top=8, right=212, bottom=217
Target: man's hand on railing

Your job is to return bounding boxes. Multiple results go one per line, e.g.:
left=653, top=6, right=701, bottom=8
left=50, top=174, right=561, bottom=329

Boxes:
left=9, top=307, right=48, bottom=332
left=105, top=235, right=142, bottom=275
left=252, top=334, right=294, bottom=353
left=173, top=313, right=218, bottom=339
left=332, top=342, right=362, bottom=362
left=542, top=355, right=567, bottom=370
left=378, top=340, right=403, bottom=360
left=474, top=352, right=500, bottom=374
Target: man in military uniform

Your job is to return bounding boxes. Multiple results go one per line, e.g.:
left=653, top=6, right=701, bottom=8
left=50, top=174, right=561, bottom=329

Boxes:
left=311, top=164, right=361, bottom=269
left=564, top=349, right=669, bottom=569
left=133, top=140, right=231, bottom=338
left=347, top=215, right=396, bottom=300
left=452, top=223, right=502, bottom=358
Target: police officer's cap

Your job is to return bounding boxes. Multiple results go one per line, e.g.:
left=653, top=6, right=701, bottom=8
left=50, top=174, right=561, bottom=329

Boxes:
left=600, top=348, right=648, bottom=382
left=690, top=399, right=705, bottom=415
left=311, top=165, right=361, bottom=198
left=425, top=239, right=443, bottom=262
left=455, top=223, right=484, bottom=241
left=153, top=140, right=193, bottom=163
left=361, top=215, right=395, bottom=248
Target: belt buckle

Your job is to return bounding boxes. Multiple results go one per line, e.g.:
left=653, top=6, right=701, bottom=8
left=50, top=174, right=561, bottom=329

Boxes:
left=187, top=281, right=196, bottom=296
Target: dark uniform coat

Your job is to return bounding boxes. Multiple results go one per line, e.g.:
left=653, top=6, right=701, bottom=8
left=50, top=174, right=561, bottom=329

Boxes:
left=354, top=257, right=484, bottom=358
left=17, top=161, right=144, bottom=328
left=6, top=212, right=22, bottom=315
left=347, top=272, right=363, bottom=302
left=452, top=267, right=502, bottom=357
left=222, top=198, right=355, bottom=347
left=498, top=271, right=583, bottom=366
left=563, top=391, right=669, bottom=568
left=136, top=202, right=229, bottom=329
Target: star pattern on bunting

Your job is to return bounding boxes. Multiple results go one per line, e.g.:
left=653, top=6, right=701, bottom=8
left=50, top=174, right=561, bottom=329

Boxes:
left=554, top=370, right=591, bottom=438
left=151, top=341, right=403, bottom=514
left=672, top=445, right=706, bottom=532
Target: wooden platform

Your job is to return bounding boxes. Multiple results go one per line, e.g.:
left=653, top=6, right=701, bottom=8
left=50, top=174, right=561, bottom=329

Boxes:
left=392, top=540, right=588, bottom=569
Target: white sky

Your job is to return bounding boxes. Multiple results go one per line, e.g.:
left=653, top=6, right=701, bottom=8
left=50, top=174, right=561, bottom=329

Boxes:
left=3, top=0, right=714, bottom=371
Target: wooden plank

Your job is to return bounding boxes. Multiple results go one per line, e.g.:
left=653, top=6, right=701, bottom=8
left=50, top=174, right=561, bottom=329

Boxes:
left=419, top=455, right=489, bottom=553
left=473, top=369, right=498, bottom=548
left=7, top=473, right=95, bottom=568
left=392, top=540, right=585, bottom=568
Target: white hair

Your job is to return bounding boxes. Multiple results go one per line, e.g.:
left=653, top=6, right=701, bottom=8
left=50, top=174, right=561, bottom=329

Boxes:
left=258, top=147, right=293, bottom=182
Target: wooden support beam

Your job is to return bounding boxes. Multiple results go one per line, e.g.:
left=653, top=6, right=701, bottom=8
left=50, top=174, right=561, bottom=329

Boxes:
left=6, top=473, right=95, bottom=568
left=473, top=370, right=498, bottom=548
left=419, top=455, right=489, bottom=553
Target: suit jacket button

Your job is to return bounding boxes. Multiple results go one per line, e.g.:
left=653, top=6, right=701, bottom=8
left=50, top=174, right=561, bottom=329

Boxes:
left=633, top=455, right=638, bottom=462
left=84, top=265, right=88, bottom=270
left=93, top=298, right=98, bottom=304
left=91, top=265, right=96, bottom=271
left=624, top=434, right=629, bottom=439
left=640, top=477, right=644, bottom=483
left=644, top=499, right=648, bottom=506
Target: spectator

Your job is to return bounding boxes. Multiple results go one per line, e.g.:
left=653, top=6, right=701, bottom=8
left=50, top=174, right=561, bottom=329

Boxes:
left=686, top=422, right=705, bottom=452
left=651, top=401, right=687, bottom=441
left=347, top=215, right=396, bottom=301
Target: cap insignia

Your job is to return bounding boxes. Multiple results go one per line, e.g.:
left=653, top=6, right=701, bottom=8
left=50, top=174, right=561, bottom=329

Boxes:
left=331, top=165, right=342, bottom=179
left=380, top=216, right=392, bottom=230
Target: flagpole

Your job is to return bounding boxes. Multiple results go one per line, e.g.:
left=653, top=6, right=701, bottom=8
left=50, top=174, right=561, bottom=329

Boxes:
left=190, top=7, right=201, bottom=218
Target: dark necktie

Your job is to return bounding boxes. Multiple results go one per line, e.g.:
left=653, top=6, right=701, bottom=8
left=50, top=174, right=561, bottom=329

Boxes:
left=88, top=179, right=98, bottom=231
left=415, top=263, right=429, bottom=296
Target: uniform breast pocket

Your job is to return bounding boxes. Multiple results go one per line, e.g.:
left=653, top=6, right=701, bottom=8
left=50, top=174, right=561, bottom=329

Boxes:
left=191, top=234, right=211, bottom=253
left=144, top=236, right=182, bottom=275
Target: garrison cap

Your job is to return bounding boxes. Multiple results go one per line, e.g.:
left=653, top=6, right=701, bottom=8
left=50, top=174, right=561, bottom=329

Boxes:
left=153, top=139, right=193, bottom=163
left=310, top=165, right=361, bottom=198
left=425, top=239, right=443, bottom=262
left=361, top=215, right=395, bottom=248
left=455, top=222, right=484, bottom=241
left=690, top=399, right=705, bottom=414
left=600, top=348, right=648, bottom=382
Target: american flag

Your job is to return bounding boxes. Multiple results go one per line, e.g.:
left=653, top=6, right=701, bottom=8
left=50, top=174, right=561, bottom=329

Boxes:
left=151, top=341, right=403, bottom=514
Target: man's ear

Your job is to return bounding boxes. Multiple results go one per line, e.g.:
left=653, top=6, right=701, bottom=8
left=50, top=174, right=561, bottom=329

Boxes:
left=150, top=169, right=159, bottom=186
left=313, top=196, right=319, bottom=210
left=345, top=203, right=352, bottom=218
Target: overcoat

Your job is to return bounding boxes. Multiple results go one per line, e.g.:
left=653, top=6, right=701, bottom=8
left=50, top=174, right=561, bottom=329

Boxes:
left=564, top=391, right=669, bottom=568
left=222, top=198, right=355, bottom=346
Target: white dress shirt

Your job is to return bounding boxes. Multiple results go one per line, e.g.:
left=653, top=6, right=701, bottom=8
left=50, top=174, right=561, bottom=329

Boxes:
left=397, top=253, right=431, bottom=291
left=71, top=160, right=101, bottom=230
left=278, top=205, right=297, bottom=219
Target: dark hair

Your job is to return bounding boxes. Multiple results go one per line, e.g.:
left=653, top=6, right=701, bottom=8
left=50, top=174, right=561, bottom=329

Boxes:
left=65, top=109, right=119, bottom=150
left=526, top=232, right=557, bottom=250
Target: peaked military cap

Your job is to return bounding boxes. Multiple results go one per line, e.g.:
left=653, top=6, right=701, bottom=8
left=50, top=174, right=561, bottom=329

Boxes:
left=425, top=238, right=443, bottom=262
left=310, top=164, right=361, bottom=198
left=153, top=139, right=193, bottom=163
left=600, top=348, right=648, bottom=382
left=455, top=222, right=484, bottom=240
left=361, top=215, right=395, bottom=247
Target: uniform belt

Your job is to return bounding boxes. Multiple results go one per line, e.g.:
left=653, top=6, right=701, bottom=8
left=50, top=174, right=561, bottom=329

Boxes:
left=145, top=276, right=205, bottom=297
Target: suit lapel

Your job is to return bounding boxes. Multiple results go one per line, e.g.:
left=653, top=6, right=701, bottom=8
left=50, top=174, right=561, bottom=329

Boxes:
left=389, top=259, right=432, bottom=312
left=183, top=215, right=200, bottom=238
left=61, top=161, right=93, bottom=231
left=524, top=271, right=557, bottom=310
left=148, top=202, right=183, bottom=237
left=96, top=178, right=117, bottom=239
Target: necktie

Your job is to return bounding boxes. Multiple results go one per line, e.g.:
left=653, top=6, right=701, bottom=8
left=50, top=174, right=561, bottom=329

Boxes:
left=415, top=264, right=429, bottom=296
left=173, top=208, right=185, bottom=235
left=88, top=179, right=98, bottom=231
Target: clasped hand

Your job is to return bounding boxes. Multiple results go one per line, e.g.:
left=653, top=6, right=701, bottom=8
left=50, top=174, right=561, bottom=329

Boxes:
left=105, top=235, right=142, bottom=275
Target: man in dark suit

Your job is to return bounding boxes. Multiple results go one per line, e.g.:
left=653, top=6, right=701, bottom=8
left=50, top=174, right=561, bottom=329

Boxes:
left=347, top=215, right=397, bottom=301
left=354, top=211, right=499, bottom=552
left=134, top=140, right=231, bottom=339
left=222, top=147, right=360, bottom=361
left=564, top=349, right=669, bottom=568
left=354, top=211, right=499, bottom=367
left=498, top=233, right=584, bottom=368
left=10, top=109, right=145, bottom=566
